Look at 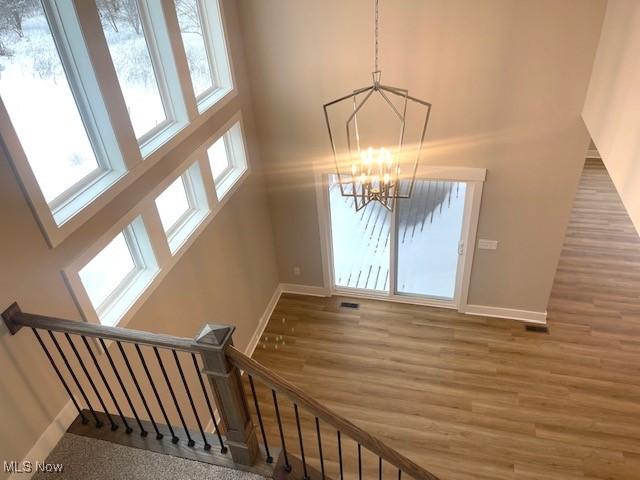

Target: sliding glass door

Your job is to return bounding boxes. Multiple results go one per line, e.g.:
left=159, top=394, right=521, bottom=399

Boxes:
left=395, top=180, right=466, bottom=300
left=328, top=174, right=390, bottom=291
left=328, top=175, right=468, bottom=304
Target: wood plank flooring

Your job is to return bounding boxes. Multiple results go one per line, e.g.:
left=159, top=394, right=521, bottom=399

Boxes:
left=249, top=159, right=640, bottom=479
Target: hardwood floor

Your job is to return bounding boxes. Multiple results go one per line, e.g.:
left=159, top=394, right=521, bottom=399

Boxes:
left=248, top=159, right=640, bottom=479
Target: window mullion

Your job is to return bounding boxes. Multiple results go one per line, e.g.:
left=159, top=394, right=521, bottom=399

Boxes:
left=198, top=0, right=220, bottom=89
left=198, top=152, right=220, bottom=213
left=140, top=0, right=192, bottom=127
left=139, top=200, right=173, bottom=268
left=159, top=0, right=198, bottom=121
left=72, top=0, right=141, bottom=171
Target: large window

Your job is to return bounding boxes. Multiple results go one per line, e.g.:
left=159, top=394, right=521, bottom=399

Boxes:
left=175, top=0, right=233, bottom=112
left=76, top=217, right=158, bottom=326
left=1, top=0, right=236, bottom=246
left=97, top=0, right=170, bottom=140
left=0, top=0, right=123, bottom=223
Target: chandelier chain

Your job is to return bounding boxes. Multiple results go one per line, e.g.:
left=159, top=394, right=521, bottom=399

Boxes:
left=374, top=0, right=379, bottom=72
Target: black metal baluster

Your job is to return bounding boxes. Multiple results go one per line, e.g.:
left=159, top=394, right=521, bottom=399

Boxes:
left=294, top=403, right=309, bottom=480
left=154, top=348, right=193, bottom=446
left=358, top=443, right=362, bottom=480
left=32, top=329, right=87, bottom=424
left=100, top=339, right=147, bottom=437
left=272, top=390, right=291, bottom=472
left=398, top=469, right=402, bottom=480
left=379, top=457, right=383, bottom=480
left=172, top=350, right=208, bottom=450
left=117, top=342, right=161, bottom=439
left=338, top=431, right=344, bottom=480
left=81, top=336, right=132, bottom=434
left=191, top=353, right=227, bottom=453
left=248, top=375, right=273, bottom=463
left=316, top=417, right=325, bottom=480
left=135, top=344, right=179, bottom=443
left=48, top=331, right=102, bottom=428
left=65, top=333, right=117, bottom=431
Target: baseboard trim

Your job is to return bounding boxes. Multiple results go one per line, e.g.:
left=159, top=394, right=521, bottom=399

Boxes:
left=10, top=400, right=77, bottom=480
left=463, top=304, right=547, bottom=324
left=245, top=285, right=282, bottom=357
left=279, top=283, right=330, bottom=297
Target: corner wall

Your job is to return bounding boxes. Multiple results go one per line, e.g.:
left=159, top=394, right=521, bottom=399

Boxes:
left=583, top=0, right=640, bottom=235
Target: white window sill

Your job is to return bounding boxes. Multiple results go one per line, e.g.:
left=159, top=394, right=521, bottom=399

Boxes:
left=98, top=267, right=160, bottom=327
left=53, top=168, right=127, bottom=227
left=168, top=208, right=210, bottom=255
left=215, top=166, right=248, bottom=201
left=197, top=85, right=234, bottom=115
left=140, top=120, right=190, bottom=160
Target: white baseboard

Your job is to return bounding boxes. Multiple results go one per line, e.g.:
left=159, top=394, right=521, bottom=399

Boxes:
left=586, top=149, right=601, bottom=159
left=463, top=304, right=547, bottom=324
left=10, top=400, right=77, bottom=480
left=245, top=285, right=282, bottom=357
left=280, top=283, right=330, bottom=297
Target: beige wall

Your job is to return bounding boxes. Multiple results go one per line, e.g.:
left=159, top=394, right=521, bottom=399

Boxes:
left=238, top=0, right=605, bottom=312
left=583, top=0, right=640, bottom=234
left=0, top=0, right=279, bottom=475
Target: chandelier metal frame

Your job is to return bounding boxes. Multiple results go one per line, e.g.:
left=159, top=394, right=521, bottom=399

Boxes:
left=322, top=0, right=432, bottom=212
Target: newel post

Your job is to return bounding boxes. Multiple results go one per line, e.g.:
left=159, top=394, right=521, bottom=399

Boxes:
left=195, top=324, right=259, bottom=466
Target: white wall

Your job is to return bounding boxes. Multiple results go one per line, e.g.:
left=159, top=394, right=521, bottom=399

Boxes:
left=583, top=0, right=640, bottom=234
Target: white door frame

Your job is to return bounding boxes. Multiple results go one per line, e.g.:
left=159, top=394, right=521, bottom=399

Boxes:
left=313, top=163, right=486, bottom=311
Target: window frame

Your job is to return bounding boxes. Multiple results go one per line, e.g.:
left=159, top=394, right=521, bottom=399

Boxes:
left=206, top=120, right=249, bottom=201
left=65, top=214, right=160, bottom=327
left=63, top=111, right=250, bottom=328
left=2, top=0, right=238, bottom=248
left=102, top=0, right=191, bottom=156
left=155, top=161, right=210, bottom=254
left=175, top=0, right=234, bottom=113
left=0, top=0, right=127, bottom=234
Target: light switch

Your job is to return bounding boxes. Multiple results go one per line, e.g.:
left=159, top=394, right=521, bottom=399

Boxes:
left=478, top=239, right=498, bottom=250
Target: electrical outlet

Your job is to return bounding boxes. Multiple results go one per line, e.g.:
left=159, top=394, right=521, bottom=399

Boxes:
left=293, top=266, right=301, bottom=276
left=478, top=239, right=498, bottom=250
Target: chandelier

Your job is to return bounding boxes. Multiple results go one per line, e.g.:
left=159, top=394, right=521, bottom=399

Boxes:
left=323, top=0, right=432, bottom=212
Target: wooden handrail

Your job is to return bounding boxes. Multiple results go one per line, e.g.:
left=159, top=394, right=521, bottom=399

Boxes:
left=2, top=303, right=219, bottom=353
left=226, top=345, right=440, bottom=480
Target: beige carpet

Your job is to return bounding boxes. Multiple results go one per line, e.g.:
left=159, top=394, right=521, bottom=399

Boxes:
left=33, top=433, right=268, bottom=480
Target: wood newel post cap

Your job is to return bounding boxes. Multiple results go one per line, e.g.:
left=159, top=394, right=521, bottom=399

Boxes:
left=194, top=324, right=235, bottom=347
left=2, top=302, right=23, bottom=335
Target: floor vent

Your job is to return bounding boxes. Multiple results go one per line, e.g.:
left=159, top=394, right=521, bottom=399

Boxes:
left=525, top=324, right=549, bottom=334
left=340, top=301, right=360, bottom=309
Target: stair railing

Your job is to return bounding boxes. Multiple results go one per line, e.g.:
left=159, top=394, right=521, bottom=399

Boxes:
left=226, top=346, right=439, bottom=480
left=2, top=302, right=440, bottom=479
